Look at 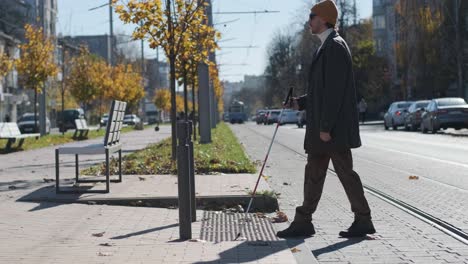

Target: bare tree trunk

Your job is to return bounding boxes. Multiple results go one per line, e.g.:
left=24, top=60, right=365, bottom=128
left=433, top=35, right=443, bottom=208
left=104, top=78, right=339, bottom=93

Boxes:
left=183, top=69, right=188, bottom=120
left=191, top=78, right=197, bottom=141
left=167, top=0, right=177, bottom=161
left=34, top=88, right=37, bottom=133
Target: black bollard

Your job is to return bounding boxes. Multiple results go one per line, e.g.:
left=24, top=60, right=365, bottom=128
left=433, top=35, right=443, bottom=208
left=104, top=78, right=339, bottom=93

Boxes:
left=177, top=121, right=192, bottom=240
left=187, top=121, right=196, bottom=222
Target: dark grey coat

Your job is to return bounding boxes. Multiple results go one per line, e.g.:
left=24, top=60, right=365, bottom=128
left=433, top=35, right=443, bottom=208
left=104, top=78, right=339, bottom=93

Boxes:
left=297, top=30, right=361, bottom=154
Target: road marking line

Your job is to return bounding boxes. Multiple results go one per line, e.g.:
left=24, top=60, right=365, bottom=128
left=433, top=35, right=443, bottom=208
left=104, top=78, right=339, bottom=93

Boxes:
left=363, top=143, right=468, bottom=169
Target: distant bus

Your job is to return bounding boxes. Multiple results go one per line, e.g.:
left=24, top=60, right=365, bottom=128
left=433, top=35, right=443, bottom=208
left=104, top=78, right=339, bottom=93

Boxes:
left=228, top=101, right=248, bottom=124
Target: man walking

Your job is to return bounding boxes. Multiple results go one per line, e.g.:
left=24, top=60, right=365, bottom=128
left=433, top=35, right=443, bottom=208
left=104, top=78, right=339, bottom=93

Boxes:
left=277, top=0, right=376, bottom=238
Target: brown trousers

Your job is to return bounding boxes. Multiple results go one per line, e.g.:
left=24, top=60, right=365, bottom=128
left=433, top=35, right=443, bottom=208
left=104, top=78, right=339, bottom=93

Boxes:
left=294, top=149, right=371, bottom=223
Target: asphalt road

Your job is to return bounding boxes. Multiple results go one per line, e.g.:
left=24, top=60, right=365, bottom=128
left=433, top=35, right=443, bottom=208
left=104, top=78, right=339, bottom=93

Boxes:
left=234, top=122, right=468, bottom=233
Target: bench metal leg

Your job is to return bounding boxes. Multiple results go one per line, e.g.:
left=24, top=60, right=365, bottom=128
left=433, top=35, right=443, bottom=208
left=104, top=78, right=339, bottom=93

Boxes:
left=55, top=149, right=60, bottom=193
left=73, top=130, right=78, bottom=139
left=75, top=154, right=79, bottom=182
left=6, top=139, right=14, bottom=151
left=18, top=138, right=25, bottom=149
left=105, top=149, right=110, bottom=193
left=118, top=149, right=122, bottom=182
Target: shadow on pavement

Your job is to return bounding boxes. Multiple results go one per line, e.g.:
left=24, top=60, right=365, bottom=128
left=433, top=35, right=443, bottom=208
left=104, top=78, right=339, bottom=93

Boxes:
left=192, top=240, right=304, bottom=264
left=0, top=179, right=47, bottom=193
left=27, top=201, right=65, bottom=212
left=312, top=237, right=365, bottom=257
left=111, top=223, right=179, bottom=240
left=17, top=184, right=95, bottom=212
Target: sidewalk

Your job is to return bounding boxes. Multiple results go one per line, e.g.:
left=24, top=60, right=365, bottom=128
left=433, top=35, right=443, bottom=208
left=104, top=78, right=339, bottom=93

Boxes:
left=0, top=201, right=295, bottom=264
left=0, top=126, right=299, bottom=263
left=230, top=124, right=468, bottom=264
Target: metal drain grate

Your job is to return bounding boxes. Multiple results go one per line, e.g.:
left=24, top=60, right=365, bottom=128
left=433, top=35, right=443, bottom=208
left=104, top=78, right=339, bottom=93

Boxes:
left=200, top=211, right=279, bottom=242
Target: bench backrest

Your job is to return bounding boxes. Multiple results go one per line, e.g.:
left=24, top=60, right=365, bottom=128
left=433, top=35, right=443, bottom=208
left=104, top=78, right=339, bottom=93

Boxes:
left=104, top=100, right=127, bottom=146
left=74, top=119, right=89, bottom=130
left=0, top=122, right=22, bottom=138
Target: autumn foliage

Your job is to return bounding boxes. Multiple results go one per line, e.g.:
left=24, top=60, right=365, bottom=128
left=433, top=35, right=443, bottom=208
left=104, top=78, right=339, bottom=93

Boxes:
left=67, top=47, right=144, bottom=113
left=0, top=52, right=13, bottom=79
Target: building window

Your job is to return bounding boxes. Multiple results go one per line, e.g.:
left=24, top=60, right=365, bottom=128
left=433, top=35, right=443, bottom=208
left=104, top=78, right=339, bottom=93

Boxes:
left=373, top=15, right=386, bottom=29
left=374, top=38, right=383, bottom=53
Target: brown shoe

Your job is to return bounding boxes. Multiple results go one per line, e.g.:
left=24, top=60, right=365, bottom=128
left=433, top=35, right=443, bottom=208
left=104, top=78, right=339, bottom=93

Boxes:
left=339, top=219, right=376, bottom=238
left=276, top=221, right=315, bottom=238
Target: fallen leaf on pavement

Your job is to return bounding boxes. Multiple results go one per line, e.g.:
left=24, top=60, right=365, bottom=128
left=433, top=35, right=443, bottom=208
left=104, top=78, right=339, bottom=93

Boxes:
left=283, top=182, right=290, bottom=186
left=255, top=212, right=267, bottom=218
left=138, top=177, right=146, bottom=181
left=272, top=211, right=288, bottom=223
left=189, top=239, right=207, bottom=243
left=92, top=232, right=105, bottom=237
left=409, top=175, right=419, bottom=180
left=291, top=247, right=301, bottom=253
left=99, top=243, right=115, bottom=247
left=97, top=252, right=112, bottom=256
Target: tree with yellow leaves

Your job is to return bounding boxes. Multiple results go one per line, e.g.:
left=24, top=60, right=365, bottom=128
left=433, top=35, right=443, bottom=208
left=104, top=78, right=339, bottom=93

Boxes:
left=154, top=89, right=171, bottom=113
left=0, top=52, right=13, bottom=79
left=209, top=63, right=224, bottom=114
left=114, top=0, right=216, bottom=160
left=68, top=47, right=112, bottom=114
left=16, top=24, right=59, bottom=132
left=110, top=63, right=145, bottom=113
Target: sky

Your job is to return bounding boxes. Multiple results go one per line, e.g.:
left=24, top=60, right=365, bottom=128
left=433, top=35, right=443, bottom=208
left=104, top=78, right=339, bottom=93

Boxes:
left=57, top=0, right=372, bottom=83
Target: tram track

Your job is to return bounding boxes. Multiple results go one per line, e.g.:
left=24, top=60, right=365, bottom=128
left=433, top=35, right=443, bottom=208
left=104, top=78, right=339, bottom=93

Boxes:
left=244, top=125, right=468, bottom=245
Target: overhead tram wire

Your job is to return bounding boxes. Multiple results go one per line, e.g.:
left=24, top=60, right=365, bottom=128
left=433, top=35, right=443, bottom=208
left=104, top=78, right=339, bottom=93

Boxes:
left=212, top=10, right=280, bottom=15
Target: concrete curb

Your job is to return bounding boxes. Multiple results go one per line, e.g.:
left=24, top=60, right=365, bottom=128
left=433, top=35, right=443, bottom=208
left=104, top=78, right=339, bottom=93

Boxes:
left=19, top=193, right=279, bottom=212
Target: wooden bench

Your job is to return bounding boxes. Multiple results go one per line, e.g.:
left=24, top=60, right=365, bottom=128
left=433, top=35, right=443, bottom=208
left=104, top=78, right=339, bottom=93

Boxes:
left=73, top=119, right=90, bottom=139
left=55, top=100, right=127, bottom=193
left=0, top=122, right=40, bottom=151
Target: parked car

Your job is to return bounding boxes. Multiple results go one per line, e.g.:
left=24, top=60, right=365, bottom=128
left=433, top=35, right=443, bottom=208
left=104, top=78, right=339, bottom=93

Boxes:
left=57, top=108, right=85, bottom=132
left=123, top=114, right=141, bottom=125
left=404, top=100, right=430, bottom=131
left=264, top=110, right=281, bottom=125
left=100, top=114, right=109, bottom=127
left=255, top=110, right=267, bottom=124
left=384, top=101, right=413, bottom=130
left=297, top=110, right=306, bottom=128
left=17, top=113, right=51, bottom=134
left=420, top=97, right=468, bottom=134
left=279, top=110, right=299, bottom=125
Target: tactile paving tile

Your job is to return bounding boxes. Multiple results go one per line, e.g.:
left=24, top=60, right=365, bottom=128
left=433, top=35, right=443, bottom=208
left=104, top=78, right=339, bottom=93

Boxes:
left=200, top=211, right=279, bottom=242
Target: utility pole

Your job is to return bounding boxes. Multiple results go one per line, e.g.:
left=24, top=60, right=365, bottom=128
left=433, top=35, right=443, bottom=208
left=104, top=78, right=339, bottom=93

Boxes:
left=61, top=46, right=66, bottom=135
left=140, top=22, right=146, bottom=123
left=109, top=0, right=114, bottom=65
left=39, top=0, right=48, bottom=136
left=198, top=0, right=212, bottom=143
left=353, top=0, right=357, bottom=25
left=207, top=0, right=217, bottom=128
